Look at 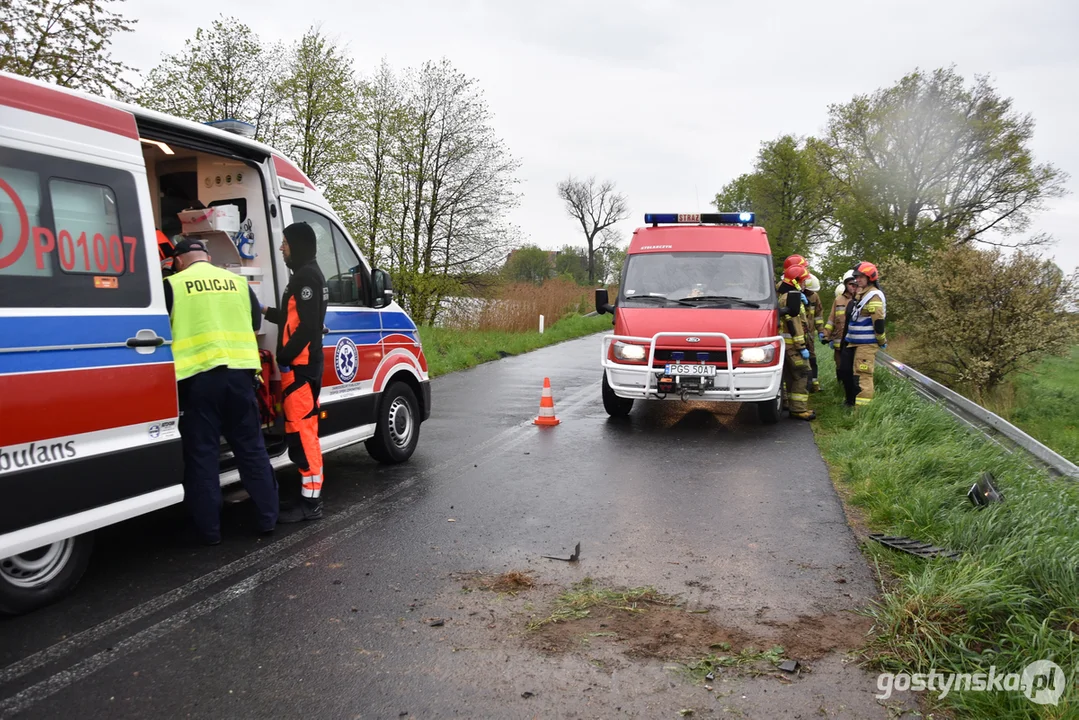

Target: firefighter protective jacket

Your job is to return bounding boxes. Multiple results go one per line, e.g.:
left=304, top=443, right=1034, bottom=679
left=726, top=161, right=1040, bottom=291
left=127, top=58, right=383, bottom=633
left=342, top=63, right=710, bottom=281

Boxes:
left=844, top=286, right=887, bottom=346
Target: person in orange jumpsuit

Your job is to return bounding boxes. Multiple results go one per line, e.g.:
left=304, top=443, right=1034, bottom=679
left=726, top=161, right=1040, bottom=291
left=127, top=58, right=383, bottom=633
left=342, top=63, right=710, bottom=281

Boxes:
left=262, top=222, right=329, bottom=522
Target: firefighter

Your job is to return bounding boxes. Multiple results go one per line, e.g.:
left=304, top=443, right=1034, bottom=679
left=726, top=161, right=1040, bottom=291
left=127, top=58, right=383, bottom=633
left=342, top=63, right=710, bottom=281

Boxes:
left=164, top=238, right=279, bottom=544
left=803, top=273, right=825, bottom=392
left=824, top=271, right=858, bottom=381
left=777, top=254, right=807, bottom=291
left=262, top=222, right=329, bottom=523
left=838, top=261, right=887, bottom=407
left=777, top=263, right=815, bottom=420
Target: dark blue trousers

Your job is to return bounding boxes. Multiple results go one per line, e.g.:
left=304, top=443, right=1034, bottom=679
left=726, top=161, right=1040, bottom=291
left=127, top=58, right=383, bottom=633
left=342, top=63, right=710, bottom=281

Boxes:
left=178, top=367, right=279, bottom=540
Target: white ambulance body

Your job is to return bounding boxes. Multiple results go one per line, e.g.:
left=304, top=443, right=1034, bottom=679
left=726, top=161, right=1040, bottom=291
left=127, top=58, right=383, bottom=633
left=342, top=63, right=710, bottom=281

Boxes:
left=0, top=72, right=431, bottom=614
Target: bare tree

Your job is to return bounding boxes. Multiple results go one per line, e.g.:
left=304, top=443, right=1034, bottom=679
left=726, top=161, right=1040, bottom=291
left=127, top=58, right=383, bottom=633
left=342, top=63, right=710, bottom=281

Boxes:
left=557, top=176, right=629, bottom=284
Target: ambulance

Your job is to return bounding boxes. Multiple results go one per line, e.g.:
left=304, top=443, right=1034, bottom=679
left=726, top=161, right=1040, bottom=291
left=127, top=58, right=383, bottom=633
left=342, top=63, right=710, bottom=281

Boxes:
left=596, top=213, right=783, bottom=422
left=0, top=72, right=431, bottom=614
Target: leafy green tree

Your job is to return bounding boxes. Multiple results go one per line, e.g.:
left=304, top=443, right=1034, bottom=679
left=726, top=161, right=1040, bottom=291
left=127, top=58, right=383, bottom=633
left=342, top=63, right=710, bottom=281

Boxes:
left=887, top=245, right=1079, bottom=394
left=276, top=28, right=360, bottom=198
left=135, top=16, right=283, bottom=142
left=384, top=58, right=521, bottom=324
left=713, top=135, right=836, bottom=274
left=0, top=0, right=136, bottom=96
left=503, top=246, right=553, bottom=285
left=824, top=67, right=1068, bottom=267
left=554, top=245, right=588, bottom=284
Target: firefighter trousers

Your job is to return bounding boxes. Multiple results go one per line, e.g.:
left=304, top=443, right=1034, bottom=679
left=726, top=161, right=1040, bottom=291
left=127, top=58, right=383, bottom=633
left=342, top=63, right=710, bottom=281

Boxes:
left=177, top=367, right=279, bottom=541
left=839, top=345, right=877, bottom=407
left=282, top=368, right=324, bottom=498
left=782, top=348, right=810, bottom=414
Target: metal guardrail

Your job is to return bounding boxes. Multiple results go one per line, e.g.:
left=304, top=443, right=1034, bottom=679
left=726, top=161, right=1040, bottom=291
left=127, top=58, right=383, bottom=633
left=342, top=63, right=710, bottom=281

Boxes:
left=876, top=351, right=1079, bottom=480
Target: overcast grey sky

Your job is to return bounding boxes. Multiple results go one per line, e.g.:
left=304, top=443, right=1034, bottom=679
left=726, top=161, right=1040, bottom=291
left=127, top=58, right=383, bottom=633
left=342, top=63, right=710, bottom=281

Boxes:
left=114, top=0, right=1079, bottom=274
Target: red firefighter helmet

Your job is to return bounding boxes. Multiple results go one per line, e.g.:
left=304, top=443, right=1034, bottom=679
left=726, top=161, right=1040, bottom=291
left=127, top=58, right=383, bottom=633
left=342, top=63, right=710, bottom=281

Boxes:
left=853, top=261, right=879, bottom=282
left=783, top=254, right=807, bottom=270
left=783, top=263, right=809, bottom=286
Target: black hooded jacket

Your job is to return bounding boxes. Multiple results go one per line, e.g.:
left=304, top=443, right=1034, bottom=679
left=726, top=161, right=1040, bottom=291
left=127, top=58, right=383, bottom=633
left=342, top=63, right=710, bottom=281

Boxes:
left=264, top=223, right=328, bottom=379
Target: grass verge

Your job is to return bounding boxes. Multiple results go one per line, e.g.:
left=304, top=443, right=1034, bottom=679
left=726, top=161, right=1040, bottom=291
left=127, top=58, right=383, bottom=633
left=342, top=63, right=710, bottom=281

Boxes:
left=1007, top=347, right=1079, bottom=465
left=418, top=313, right=611, bottom=378
left=810, top=349, right=1079, bottom=719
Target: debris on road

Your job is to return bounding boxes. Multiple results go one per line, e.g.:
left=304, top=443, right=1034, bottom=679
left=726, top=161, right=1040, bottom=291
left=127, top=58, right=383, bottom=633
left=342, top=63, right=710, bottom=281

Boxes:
left=521, top=691, right=535, bottom=699
left=541, top=541, right=580, bottom=562
left=428, top=618, right=445, bottom=627
left=868, top=533, right=960, bottom=560
left=778, top=660, right=800, bottom=673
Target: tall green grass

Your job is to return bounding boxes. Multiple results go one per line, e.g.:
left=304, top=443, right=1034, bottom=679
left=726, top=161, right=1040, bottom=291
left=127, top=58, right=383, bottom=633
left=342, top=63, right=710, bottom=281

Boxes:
left=418, top=313, right=612, bottom=378
left=1009, top=347, right=1079, bottom=465
left=812, top=350, right=1079, bottom=719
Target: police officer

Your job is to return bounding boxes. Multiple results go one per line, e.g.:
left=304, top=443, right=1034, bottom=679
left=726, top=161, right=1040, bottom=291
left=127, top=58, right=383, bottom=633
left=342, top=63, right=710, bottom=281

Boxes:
left=777, top=263, right=815, bottom=420
left=262, top=222, right=329, bottom=523
left=164, top=238, right=279, bottom=544
left=839, top=261, right=887, bottom=407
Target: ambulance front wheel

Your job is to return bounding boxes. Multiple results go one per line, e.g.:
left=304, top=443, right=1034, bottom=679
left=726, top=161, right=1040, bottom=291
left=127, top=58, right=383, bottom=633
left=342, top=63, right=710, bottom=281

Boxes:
left=366, top=381, right=420, bottom=464
left=602, top=373, right=634, bottom=417
left=0, top=533, right=94, bottom=615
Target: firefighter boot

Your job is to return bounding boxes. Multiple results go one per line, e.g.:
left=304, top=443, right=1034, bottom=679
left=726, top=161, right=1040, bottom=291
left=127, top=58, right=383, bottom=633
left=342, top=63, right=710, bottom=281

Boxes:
left=277, top=496, right=323, bottom=523
left=789, top=409, right=816, bottom=421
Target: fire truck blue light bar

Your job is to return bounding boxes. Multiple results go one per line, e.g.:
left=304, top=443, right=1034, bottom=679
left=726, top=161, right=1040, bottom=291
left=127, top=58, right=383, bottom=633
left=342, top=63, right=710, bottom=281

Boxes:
left=644, top=212, right=755, bottom=225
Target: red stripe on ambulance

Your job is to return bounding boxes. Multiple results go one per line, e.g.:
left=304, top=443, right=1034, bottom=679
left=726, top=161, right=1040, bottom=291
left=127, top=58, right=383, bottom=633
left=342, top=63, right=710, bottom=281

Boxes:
left=272, top=155, right=316, bottom=190
left=0, top=74, right=139, bottom=140
left=0, top=365, right=178, bottom=446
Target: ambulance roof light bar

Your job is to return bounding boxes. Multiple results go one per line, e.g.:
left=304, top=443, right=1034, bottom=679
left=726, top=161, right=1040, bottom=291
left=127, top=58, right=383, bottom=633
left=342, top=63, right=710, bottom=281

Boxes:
left=645, top=212, right=755, bottom=227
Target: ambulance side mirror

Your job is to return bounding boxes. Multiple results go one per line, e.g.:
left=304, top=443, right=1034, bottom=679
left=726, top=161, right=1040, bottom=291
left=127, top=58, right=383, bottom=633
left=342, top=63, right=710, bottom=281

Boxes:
left=372, top=268, right=393, bottom=309
left=595, top=288, right=615, bottom=315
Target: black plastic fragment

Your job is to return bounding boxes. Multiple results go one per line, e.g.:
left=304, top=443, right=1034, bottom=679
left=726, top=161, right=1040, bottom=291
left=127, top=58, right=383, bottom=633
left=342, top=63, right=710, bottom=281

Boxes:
left=868, top=533, right=960, bottom=560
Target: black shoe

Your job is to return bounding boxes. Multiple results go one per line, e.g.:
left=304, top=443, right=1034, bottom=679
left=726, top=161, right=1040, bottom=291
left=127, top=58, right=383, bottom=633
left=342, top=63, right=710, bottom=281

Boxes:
left=277, top=497, right=323, bottom=524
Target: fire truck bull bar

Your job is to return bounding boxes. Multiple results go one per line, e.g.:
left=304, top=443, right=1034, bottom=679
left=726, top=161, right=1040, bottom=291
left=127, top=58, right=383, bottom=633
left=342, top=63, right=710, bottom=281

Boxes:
left=601, top=332, right=785, bottom=402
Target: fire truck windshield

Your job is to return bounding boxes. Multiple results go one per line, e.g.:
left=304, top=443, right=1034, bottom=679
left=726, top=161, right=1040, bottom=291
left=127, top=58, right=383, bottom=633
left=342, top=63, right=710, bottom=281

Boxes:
left=620, top=252, right=775, bottom=307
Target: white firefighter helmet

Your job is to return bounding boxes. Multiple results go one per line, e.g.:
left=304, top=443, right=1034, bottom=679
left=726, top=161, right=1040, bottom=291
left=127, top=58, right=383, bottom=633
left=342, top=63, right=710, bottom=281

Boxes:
left=835, top=283, right=845, bottom=296
left=805, top=274, right=821, bottom=293
left=842, top=269, right=855, bottom=282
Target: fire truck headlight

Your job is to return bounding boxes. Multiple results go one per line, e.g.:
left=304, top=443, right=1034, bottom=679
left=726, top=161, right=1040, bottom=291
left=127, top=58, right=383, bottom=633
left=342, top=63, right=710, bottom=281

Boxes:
left=613, top=341, right=647, bottom=362
left=739, top=345, right=775, bottom=364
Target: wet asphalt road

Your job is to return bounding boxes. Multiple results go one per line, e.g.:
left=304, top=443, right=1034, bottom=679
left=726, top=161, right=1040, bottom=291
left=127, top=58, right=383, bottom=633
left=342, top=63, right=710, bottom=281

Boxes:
left=0, top=332, right=903, bottom=719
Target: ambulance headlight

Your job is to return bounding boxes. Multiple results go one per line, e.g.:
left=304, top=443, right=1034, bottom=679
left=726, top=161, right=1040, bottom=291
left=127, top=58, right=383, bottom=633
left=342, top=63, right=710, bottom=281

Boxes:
left=739, top=345, right=775, bottom=364
left=613, top=341, right=647, bottom=362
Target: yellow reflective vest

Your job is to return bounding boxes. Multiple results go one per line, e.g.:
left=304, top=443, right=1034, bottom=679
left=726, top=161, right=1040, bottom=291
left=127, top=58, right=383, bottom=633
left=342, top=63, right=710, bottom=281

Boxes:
left=166, top=261, right=261, bottom=381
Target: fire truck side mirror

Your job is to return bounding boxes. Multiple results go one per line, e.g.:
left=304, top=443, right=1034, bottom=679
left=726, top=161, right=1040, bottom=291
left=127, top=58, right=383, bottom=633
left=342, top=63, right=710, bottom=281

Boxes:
left=595, top=288, right=614, bottom=315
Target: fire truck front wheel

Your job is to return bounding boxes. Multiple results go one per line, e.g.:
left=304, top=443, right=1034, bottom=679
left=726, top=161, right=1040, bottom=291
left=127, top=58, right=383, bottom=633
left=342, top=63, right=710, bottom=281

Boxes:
left=756, top=394, right=781, bottom=424
left=0, top=533, right=94, bottom=615
left=602, top=373, right=634, bottom=417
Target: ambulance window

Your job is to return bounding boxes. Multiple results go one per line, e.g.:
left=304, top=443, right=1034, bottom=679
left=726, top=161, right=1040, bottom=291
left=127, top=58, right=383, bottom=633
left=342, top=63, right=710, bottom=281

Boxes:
left=289, top=205, right=365, bottom=306
left=49, top=179, right=122, bottom=275
left=0, top=165, right=47, bottom=278
left=0, top=147, right=150, bottom=309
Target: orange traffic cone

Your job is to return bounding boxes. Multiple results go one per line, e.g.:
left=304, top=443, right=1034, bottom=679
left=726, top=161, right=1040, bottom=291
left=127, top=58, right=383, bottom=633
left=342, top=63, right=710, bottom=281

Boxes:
left=533, top=377, right=561, bottom=426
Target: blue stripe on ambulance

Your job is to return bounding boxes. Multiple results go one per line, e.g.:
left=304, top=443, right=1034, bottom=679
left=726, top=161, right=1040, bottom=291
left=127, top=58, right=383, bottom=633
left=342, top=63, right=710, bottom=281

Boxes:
left=0, top=315, right=173, bottom=350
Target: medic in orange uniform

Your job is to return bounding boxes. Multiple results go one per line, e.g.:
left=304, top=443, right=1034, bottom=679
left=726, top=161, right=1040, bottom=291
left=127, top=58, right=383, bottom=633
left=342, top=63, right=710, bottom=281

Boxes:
left=262, top=222, right=329, bottom=522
